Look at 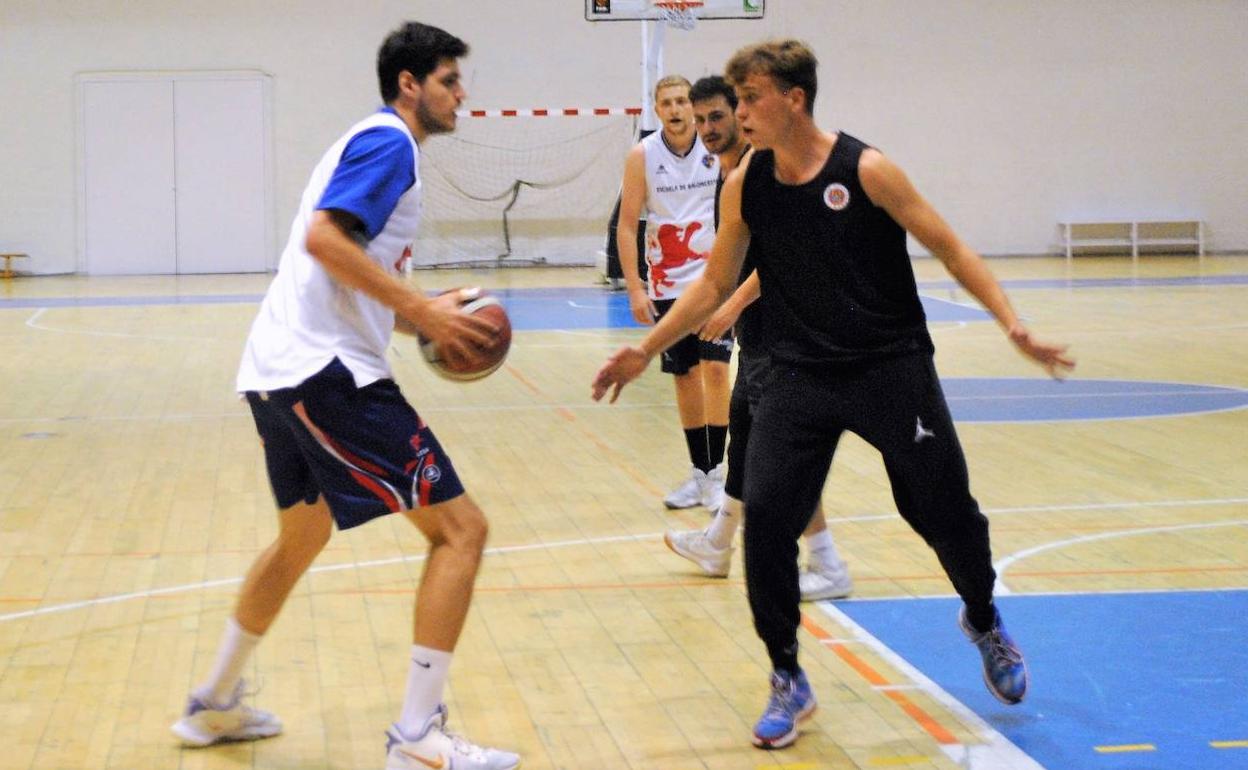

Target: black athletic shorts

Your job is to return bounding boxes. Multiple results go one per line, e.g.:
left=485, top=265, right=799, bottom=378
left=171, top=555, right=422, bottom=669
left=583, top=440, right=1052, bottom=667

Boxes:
left=653, top=298, right=734, bottom=375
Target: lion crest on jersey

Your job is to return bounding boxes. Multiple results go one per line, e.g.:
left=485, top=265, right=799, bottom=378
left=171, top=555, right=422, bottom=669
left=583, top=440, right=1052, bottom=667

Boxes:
left=650, top=222, right=707, bottom=296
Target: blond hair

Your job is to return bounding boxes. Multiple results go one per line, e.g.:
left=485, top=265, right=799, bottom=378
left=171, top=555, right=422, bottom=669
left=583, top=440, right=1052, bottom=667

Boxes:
left=653, top=74, right=692, bottom=100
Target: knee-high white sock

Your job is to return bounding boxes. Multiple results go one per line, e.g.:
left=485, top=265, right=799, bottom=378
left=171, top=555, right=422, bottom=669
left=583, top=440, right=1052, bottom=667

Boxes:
left=706, top=496, right=743, bottom=549
left=198, top=617, right=262, bottom=705
left=397, top=645, right=453, bottom=737
left=805, top=528, right=842, bottom=569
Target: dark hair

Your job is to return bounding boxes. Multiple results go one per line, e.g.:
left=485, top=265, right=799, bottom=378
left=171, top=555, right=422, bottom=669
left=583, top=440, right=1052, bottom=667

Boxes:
left=377, top=22, right=469, bottom=103
left=689, top=75, right=737, bottom=110
left=725, top=39, right=818, bottom=115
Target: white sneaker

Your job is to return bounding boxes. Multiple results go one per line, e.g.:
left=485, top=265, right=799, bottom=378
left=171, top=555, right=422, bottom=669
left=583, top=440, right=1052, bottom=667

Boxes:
left=700, top=463, right=726, bottom=510
left=664, top=528, right=733, bottom=577
left=799, top=560, right=854, bottom=601
left=664, top=466, right=707, bottom=509
left=385, top=704, right=520, bottom=770
left=171, top=679, right=282, bottom=747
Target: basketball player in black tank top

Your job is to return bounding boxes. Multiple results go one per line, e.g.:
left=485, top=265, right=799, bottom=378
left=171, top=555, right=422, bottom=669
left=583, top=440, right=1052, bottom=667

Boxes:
left=595, top=40, right=1075, bottom=749
left=663, top=75, right=853, bottom=602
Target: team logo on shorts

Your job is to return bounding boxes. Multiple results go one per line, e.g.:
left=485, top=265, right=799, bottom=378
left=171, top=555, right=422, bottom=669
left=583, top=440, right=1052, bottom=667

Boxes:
left=823, top=183, right=850, bottom=211
left=421, top=464, right=442, bottom=484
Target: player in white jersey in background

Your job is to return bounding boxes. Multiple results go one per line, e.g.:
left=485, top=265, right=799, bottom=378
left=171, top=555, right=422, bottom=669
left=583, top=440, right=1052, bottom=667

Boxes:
left=171, top=21, right=519, bottom=770
left=617, top=75, right=732, bottom=512
left=664, top=75, right=852, bottom=601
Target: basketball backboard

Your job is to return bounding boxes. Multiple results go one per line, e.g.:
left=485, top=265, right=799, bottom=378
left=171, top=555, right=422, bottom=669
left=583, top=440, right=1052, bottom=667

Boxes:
left=585, top=0, right=765, bottom=22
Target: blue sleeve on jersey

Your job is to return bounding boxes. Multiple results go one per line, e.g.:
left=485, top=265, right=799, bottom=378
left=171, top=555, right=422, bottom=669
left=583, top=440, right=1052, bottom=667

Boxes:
left=317, top=126, right=416, bottom=241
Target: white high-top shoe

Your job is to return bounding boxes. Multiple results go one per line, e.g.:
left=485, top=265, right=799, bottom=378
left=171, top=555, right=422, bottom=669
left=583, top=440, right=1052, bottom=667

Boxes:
left=664, top=528, right=733, bottom=577
left=798, top=559, right=854, bottom=601
left=700, top=463, right=726, bottom=511
left=664, top=466, right=708, bottom=509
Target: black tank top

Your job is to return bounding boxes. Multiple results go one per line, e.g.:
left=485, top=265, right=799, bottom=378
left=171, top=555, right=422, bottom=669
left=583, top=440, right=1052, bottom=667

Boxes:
left=740, top=133, right=933, bottom=367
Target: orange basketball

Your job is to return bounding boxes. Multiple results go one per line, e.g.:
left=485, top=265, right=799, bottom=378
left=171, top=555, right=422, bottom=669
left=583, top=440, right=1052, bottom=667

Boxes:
left=419, top=289, right=512, bottom=381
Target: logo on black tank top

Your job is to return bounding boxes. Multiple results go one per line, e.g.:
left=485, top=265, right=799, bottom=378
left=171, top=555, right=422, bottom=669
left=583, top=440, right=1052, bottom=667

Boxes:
left=823, top=183, right=850, bottom=211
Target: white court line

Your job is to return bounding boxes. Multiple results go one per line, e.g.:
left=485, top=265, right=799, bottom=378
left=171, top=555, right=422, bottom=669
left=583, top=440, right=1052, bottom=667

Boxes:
left=816, top=602, right=1047, bottom=770
left=1, top=497, right=1244, bottom=625
left=25, top=308, right=218, bottom=342
left=994, top=518, right=1248, bottom=595
left=0, top=531, right=659, bottom=624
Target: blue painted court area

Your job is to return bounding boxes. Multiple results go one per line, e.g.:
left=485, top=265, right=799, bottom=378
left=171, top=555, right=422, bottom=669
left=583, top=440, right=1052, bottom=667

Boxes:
left=944, top=378, right=1248, bottom=422
left=834, top=591, right=1248, bottom=770
left=0, top=286, right=988, bottom=327
left=496, top=288, right=990, bottom=330
left=9, top=285, right=1248, bottom=422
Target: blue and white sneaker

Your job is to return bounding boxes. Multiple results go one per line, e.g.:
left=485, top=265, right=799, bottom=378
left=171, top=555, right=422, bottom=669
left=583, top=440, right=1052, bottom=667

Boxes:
left=959, top=606, right=1028, bottom=704
left=171, top=679, right=282, bottom=747
left=751, top=669, right=816, bottom=749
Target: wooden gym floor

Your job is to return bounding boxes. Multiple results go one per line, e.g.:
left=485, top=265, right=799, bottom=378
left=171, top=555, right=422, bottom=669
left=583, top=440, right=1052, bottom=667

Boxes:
left=0, top=254, right=1245, bottom=769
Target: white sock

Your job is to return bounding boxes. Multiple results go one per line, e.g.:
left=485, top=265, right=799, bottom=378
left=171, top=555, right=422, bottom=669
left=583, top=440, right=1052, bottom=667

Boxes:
left=805, top=528, right=841, bottom=570
left=706, top=496, right=743, bottom=549
left=397, top=645, right=453, bottom=738
left=198, top=617, right=262, bottom=705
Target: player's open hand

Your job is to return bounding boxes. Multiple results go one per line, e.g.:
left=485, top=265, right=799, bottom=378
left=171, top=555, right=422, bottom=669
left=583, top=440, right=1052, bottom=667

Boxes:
left=591, top=345, right=650, bottom=403
left=699, top=302, right=740, bottom=341
left=628, top=288, right=656, bottom=326
left=408, top=288, right=499, bottom=371
left=1008, top=324, right=1076, bottom=379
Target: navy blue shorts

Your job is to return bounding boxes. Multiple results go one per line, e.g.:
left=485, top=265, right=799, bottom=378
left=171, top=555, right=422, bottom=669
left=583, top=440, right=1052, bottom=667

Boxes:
left=245, top=358, right=465, bottom=529
left=653, top=298, right=734, bottom=375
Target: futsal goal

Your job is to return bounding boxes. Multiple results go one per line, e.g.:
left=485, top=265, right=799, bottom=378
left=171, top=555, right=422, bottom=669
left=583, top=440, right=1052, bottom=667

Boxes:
left=413, top=109, right=640, bottom=268
left=411, top=0, right=764, bottom=270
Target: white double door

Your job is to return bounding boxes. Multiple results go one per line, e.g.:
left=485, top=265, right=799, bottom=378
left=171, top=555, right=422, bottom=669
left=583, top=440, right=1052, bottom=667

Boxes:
left=80, top=73, right=272, bottom=275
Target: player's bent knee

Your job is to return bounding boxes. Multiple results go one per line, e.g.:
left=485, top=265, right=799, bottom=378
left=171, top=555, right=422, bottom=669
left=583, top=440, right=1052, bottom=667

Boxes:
left=406, top=494, right=489, bottom=553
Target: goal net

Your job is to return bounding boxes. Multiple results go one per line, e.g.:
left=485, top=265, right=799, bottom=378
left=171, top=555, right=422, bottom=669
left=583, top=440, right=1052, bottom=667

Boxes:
left=412, top=112, right=639, bottom=268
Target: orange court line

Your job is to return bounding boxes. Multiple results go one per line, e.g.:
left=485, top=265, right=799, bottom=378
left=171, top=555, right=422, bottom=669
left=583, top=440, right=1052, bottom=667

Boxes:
left=556, top=405, right=669, bottom=501
left=503, top=363, right=543, bottom=396
left=799, top=613, right=959, bottom=745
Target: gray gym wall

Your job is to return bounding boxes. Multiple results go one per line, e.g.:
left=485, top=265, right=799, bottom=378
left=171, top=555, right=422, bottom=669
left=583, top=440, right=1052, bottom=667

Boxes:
left=2, top=0, right=1244, bottom=273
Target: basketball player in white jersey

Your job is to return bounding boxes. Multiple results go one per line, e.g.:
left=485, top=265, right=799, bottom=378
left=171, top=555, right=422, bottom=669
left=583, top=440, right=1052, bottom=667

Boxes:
left=664, top=75, right=852, bottom=601
left=617, top=75, right=731, bottom=512
left=171, top=22, right=518, bottom=770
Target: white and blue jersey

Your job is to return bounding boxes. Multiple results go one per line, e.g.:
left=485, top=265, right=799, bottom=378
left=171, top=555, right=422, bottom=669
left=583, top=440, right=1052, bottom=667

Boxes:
left=237, top=107, right=422, bottom=391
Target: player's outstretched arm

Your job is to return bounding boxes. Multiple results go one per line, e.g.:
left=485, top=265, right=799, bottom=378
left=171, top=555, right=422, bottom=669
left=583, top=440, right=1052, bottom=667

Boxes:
left=859, top=150, right=1075, bottom=379
left=593, top=163, right=752, bottom=402
left=306, top=210, right=495, bottom=368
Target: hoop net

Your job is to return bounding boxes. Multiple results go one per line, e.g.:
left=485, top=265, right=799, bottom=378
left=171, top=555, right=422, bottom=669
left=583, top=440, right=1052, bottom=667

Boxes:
left=653, top=0, right=703, bottom=30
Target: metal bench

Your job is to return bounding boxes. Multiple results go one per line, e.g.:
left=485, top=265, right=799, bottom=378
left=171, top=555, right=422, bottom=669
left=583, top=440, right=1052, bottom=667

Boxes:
left=0, top=252, right=29, bottom=279
left=1059, top=220, right=1203, bottom=265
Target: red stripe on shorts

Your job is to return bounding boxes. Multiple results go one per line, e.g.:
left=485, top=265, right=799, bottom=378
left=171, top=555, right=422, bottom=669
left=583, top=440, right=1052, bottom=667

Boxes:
left=350, top=469, right=402, bottom=512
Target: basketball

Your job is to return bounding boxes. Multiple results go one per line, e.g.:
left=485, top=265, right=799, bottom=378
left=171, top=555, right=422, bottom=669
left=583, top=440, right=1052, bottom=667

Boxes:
left=419, top=288, right=512, bottom=381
